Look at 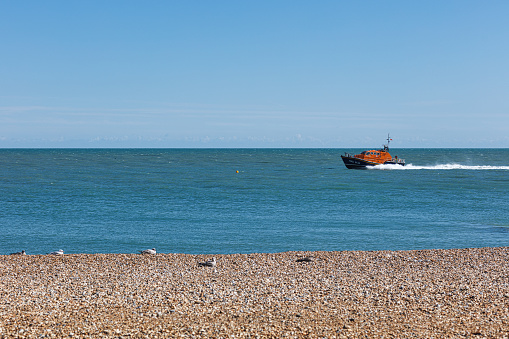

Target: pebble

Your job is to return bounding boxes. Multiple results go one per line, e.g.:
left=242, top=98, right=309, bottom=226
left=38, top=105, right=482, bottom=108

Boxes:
left=0, top=247, right=508, bottom=337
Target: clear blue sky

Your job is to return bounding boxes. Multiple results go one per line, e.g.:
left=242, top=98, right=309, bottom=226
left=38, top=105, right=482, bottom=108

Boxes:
left=1, top=1, right=508, bottom=148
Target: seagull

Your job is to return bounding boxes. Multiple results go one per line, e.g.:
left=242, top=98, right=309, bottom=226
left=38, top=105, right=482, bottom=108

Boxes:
left=49, top=249, right=64, bottom=255
left=10, top=250, right=26, bottom=255
left=198, top=257, right=217, bottom=268
left=139, top=248, right=156, bottom=255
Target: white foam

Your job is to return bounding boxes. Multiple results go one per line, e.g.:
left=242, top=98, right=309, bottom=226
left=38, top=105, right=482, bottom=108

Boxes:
left=370, top=163, right=509, bottom=170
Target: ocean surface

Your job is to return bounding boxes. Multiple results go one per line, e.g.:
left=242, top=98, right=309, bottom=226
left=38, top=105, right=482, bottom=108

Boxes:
left=1, top=148, right=508, bottom=255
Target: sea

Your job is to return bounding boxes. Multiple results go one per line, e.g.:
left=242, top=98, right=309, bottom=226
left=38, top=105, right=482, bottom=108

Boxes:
left=1, top=148, right=508, bottom=255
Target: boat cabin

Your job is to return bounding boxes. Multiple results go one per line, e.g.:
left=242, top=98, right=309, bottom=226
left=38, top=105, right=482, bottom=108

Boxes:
left=354, top=149, right=394, bottom=164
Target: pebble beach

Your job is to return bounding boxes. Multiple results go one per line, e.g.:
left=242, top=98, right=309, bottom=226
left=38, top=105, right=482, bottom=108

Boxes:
left=1, top=247, right=508, bottom=338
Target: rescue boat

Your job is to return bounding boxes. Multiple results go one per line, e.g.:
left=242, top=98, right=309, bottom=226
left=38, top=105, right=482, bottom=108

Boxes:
left=341, top=135, right=405, bottom=169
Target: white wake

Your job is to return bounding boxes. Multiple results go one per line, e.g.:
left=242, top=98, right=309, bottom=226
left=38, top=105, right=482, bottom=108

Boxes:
left=370, top=163, right=509, bottom=170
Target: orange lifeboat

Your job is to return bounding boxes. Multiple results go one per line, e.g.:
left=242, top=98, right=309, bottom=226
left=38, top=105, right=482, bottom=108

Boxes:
left=341, top=135, right=405, bottom=169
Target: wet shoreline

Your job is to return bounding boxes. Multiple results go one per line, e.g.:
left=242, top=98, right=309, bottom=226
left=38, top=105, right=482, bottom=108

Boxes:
left=1, top=247, right=508, bottom=338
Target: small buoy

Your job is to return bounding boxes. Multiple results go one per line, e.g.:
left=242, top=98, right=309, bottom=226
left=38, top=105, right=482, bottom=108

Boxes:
left=236, top=170, right=239, bottom=173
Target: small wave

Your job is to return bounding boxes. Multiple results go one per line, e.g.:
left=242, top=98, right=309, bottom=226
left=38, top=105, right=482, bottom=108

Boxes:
left=371, top=163, right=509, bottom=170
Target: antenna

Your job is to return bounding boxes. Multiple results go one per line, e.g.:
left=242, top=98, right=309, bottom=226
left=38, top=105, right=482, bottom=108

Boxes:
left=384, top=134, right=392, bottom=151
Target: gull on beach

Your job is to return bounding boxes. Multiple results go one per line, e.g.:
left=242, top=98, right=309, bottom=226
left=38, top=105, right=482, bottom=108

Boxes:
left=139, top=248, right=157, bottom=255
left=49, top=249, right=64, bottom=255
left=198, top=257, right=217, bottom=268
left=10, top=250, right=26, bottom=255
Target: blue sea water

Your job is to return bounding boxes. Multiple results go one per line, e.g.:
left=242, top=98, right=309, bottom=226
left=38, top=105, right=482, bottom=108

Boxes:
left=1, top=148, right=508, bottom=255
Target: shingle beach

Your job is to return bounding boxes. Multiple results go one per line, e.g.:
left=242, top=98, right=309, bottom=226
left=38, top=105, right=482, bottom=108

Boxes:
left=1, top=247, right=508, bottom=338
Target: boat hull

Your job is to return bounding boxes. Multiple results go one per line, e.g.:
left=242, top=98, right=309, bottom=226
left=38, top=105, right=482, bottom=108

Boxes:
left=341, top=155, right=405, bottom=169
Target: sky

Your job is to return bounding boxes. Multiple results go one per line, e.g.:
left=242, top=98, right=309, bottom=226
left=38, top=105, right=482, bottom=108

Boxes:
left=1, top=1, right=508, bottom=148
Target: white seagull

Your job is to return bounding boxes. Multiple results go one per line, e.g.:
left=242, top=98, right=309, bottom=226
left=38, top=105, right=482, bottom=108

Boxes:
left=139, top=248, right=157, bottom=255
left=49, top=249, right=64, bottom=255
left=10, top=250, right=26, bottom=255
left=198, top=257, right=217, bottom=268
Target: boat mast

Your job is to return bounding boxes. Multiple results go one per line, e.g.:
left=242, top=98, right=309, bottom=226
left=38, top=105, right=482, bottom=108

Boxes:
left=384, top=134, right=391, bottom=151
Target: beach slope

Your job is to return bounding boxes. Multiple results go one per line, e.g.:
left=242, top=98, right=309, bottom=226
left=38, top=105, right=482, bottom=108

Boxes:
left=1, top=247, right=508, bottom=338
